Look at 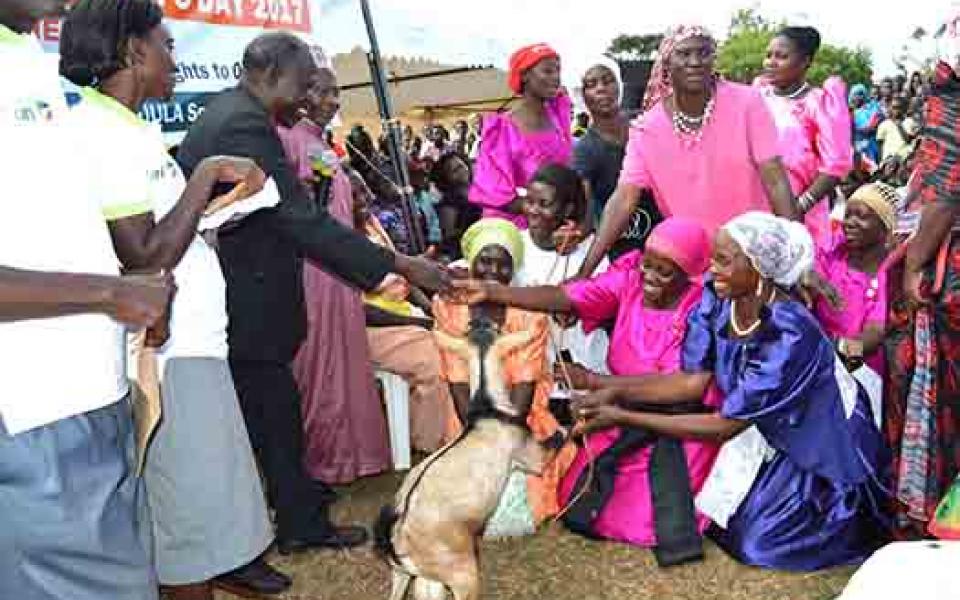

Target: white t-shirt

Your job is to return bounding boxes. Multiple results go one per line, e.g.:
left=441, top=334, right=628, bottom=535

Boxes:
left=69, top=88, right=229, bottom=367
left=0, top=27, right=128, bottom=434
left=515, top=231, right=610, bottom=375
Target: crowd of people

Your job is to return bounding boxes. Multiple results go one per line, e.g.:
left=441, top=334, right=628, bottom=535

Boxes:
left=4, top=0, right=960, bottom=599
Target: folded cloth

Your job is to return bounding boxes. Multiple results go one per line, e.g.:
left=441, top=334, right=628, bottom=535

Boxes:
left=199, top=178, right=281, bottom=231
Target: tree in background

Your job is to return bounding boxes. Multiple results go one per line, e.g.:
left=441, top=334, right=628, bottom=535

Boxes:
left=715, top=8, right=873, bottom=86
left=606, top=33, right=664, bottom=62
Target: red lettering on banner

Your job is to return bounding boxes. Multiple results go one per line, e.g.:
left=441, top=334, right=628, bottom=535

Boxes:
left=162, top=0, right=312, bottom=33
left=33, top=18, right=62, bottom=43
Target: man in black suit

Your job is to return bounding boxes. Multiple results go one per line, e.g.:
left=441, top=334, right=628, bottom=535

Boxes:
left=177, top=32, right=448, bottom=555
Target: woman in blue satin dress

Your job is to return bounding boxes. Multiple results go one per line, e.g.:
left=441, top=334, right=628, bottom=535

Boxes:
left=572, top=212, right=890, bottom=571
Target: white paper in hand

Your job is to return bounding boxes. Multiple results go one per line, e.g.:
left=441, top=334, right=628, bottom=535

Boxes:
left=198, top=177, right=281, bottom=231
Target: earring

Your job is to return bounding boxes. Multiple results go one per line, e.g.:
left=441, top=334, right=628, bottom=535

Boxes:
left=755, top=276, right=765, bottom=298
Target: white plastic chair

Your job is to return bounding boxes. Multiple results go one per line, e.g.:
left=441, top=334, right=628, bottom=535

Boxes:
left=376, top=370, right=411, bottom=471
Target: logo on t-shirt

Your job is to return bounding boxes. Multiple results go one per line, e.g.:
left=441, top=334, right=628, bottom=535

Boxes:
left=11, top=99, right=54, bottom=124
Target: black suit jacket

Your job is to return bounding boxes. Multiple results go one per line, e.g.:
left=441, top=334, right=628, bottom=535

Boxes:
left=177, top=87, right=393, bottom=363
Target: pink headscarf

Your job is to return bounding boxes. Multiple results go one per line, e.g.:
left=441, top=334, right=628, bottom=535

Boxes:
left=645, top=217, right=711, bottom=277
left=642, top=24, right=717, bottom=113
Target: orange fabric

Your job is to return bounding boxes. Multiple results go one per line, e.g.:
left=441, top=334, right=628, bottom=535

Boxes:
left=432, top=297, right=575, bottom=522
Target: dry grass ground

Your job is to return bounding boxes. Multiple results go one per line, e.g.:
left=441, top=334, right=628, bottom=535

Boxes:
left=216, top=471, right=856, bottom=600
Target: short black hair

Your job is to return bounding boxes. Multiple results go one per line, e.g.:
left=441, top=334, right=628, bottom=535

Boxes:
left=530, top=163, right=587, bottom=224
left=242, top=31, right=311, bottom=82
left=59, top=0, right=164, bottom=86
left=776, top=26, right=821, bottom=61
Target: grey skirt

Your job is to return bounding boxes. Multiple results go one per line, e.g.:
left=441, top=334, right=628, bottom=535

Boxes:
left=0, top=399, right=157, bottom=600
left=144, top=357, right=272, bottom=585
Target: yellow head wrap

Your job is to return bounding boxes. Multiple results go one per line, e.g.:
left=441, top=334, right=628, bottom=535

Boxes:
left=848, top=183, right=899, bottom=232
left=461, top=218, right=524, bottom=271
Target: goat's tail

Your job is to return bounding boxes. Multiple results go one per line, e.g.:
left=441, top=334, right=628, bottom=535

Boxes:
left=373, top=505, right=402, bottom=565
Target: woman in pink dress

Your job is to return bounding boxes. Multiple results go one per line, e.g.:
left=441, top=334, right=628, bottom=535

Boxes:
left=809, top=182, right=898, bottom=377
left=278, top=73, right=392, bottom=484
left=449, top=217, right=721, bottom=552
left=756, top=26, right=854, bottom=246
left=579, top=24, right=797, bottom=277
left=469, top=43, right=573, bottom=228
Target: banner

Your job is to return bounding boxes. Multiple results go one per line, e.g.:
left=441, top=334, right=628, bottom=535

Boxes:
left=39, top=0, right=322, bottom=145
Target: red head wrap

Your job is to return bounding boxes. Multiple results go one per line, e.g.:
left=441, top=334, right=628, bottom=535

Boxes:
left=508, top=43, right=560, bottom=95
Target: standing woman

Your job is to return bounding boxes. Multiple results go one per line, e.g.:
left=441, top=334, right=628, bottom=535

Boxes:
left=573, top=57, right=663, bottom=258
left=469, top=43, right=573, bottom=228
left=757, top=26, right=853, bottom=246
left=578, top=24, right=797, bottom=277
left=60, top=2, right=282, bottom=598
left=850, top=84, right=883, bottom=165
left=278, top=52, right=393, bottom=485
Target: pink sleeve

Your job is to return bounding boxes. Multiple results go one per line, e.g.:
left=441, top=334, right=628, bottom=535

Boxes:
left=618, top=123, right=652, bottom=189
left=745, top=87, right=781, bottom=165
left=468, top=115, right=519, bottom=210
left=813, top=77, right=854, bottom=179
left=563, top=251, right=636, bottom=333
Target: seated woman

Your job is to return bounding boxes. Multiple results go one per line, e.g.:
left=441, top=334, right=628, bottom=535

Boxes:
left=516, top=163, right=610, bottom=377
left=810, top=182, right=899, bottom=381
left=452, top=217, right=721, bottom=558
left=434, top=218, right=576, bottom=534
left=572, top=212, right=890, bottom=571
left=348, top=170, right=460, bottom=454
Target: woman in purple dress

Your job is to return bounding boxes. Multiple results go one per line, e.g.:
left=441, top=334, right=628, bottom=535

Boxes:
left=573, top=212, right=889, bottom=571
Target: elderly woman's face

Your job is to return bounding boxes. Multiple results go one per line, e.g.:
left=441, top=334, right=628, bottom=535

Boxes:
left=843, top=201, right=887, bottom=251
left=710, top=231, right=758, bottom=299
left=669, top=36, right=715, bottom=96
left=471, top=245, right=514, bottom=284
left=642, top=249, right=689, bottom=309
left=523, top=57, right=561, bottom=99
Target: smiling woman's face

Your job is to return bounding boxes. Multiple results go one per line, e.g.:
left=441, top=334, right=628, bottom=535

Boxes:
left=641, top=249, right=689, bottom=309
left=710, top=231, right=758, bottom=299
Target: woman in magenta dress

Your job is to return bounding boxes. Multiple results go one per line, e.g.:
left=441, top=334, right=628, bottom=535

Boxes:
left=277, top=67, right=391, bottom=484
left=469, top=43, right=573, bottom=228
left=579, top=24, right=797, bottom=277
left=449, top=217, right=721, bottom=551
left=810, top=182, right=898, bottom=377
left=756, top=26, right=853, bottom=246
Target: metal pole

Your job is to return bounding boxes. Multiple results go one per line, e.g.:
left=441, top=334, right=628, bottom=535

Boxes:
left=358, top=0, right=425, bottom=254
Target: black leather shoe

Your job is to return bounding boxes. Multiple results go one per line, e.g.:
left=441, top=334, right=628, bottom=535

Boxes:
left=213, top=558, right=291, bottom=598
left=276, top=524, right=370, bottom=555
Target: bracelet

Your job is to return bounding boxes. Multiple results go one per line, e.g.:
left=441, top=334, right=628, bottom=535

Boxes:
left=798, top=192, right=816, bottom=214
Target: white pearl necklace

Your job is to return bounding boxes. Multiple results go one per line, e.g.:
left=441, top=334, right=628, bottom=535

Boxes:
left=671, top=93, right=716, bottom=146
left=729, top=288, right=777, bottom=337
left=776, top=81, right=810, bottom=100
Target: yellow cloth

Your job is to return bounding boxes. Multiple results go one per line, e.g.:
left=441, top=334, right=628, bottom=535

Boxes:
left=364, top=216, right=415, bottom=316
left=461, top=218, right=525, bottom=269
left=849, top=183, right=898, bottom=232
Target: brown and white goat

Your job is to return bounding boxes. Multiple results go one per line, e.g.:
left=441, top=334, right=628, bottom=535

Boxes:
left=374, top=317, right=547, bottom=600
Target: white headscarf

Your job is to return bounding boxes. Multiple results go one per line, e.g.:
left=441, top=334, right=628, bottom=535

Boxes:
left=722, top=212, right=814, bottom=288
left=576, top=56, right=624, bottom=106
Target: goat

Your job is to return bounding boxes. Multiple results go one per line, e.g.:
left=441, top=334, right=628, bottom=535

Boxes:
left=374, top=316, right=547, bottom=600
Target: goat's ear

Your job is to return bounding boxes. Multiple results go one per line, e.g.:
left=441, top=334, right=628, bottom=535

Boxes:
left=492, top=330, right=533, bottom=357
left=434, top=331, right=471, bottom=358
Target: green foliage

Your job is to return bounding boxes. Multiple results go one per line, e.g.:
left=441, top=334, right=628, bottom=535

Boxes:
left=606, top=33, right=664, bottom=62
left=714, top=7, right=874, bottom=87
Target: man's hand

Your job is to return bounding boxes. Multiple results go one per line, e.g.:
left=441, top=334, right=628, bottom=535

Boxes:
left=103, top=273, right=176, bottom=329
left=197, top=156, right=267, bottom=198
left=394, top=254, right=451, bottom=293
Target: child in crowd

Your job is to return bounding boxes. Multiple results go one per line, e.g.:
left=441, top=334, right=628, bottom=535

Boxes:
left=408, top=160, right=442, bottom=254
left=877, top=96, right=918, bottom=163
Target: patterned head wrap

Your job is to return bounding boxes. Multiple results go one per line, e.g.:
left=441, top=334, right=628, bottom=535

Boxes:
left=642, top=24, right=717, bottom=113
left=461, top=218, right=525, bottom=270
left=849, top=182, right=899, bottom=232
left=722, top=212, right=814, bottom=288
